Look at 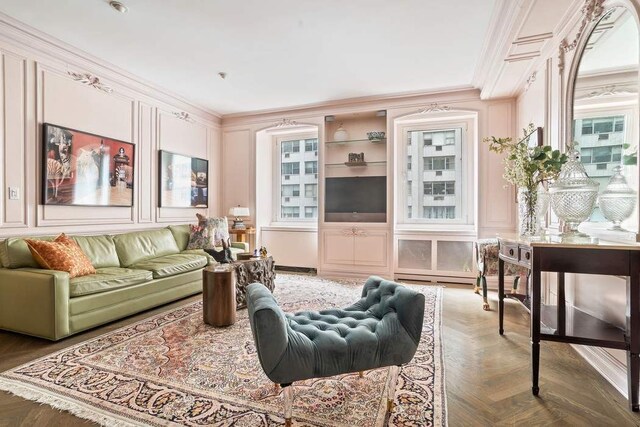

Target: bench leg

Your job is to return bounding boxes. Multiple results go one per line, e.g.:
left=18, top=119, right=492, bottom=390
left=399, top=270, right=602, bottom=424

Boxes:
left=481, top=276, right=490, bottom=311
left=282, top=384, right=293, bottom=426
left=387, top=365, right=400, bottom=412
left=474, top=275, right=481, bottom=294
left=512, top=275, right=520, bottom=295
left=358, top=371, right=364, bottom=378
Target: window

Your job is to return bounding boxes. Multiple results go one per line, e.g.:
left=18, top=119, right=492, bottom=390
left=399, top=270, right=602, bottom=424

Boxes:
left=305, top=183, right=317, bottom=198
left=282, top=162, right=300, bottom=175
left=281, top=140, right=300, bottom=153
left=578, top=116, right=625, bottom=136
left=281, top=206, right=300, bottom=218
left=305, top=161, right=317, bottom=174
left=423, top=206, right=456, bottom=219
left=304, top=206, right=317, bottom=218
left=423, top=181, right=455, bottom=195
left=402, top=122, right=469, bottom=224
left=276, top=134, right=318, bottom=222
left=305, top=139, right=318, bottom=152
left=281, top=184, right=300, bottom=197
left=424, top=156, right=455, bottom=171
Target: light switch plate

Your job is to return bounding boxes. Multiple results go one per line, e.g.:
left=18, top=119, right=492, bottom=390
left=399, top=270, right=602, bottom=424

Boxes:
left=8, top=187, right=19, bottom=200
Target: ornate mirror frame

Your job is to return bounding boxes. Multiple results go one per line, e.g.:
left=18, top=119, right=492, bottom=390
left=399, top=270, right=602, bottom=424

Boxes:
left=561, top=0, right=640, bottom=241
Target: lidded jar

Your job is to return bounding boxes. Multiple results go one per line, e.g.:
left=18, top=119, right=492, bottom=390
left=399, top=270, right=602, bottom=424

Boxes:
left=599, top=165, right=636, bottom=230
left=548, top=144, right=599, bottom=236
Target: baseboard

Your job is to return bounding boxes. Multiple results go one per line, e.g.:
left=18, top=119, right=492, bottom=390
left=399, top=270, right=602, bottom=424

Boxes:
left=572, top=344, right=627, bottom=398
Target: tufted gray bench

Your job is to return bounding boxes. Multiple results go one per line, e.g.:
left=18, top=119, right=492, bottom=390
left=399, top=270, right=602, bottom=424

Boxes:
left=246, top=276, right=425, bottom=426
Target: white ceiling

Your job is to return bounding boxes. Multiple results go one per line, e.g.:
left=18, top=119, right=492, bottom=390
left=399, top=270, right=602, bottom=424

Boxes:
left=0, top=0, right=496, bottom=115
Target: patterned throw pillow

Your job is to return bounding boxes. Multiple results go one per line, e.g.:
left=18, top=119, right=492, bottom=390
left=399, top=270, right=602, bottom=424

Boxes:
left=25, top=233, right=96, bottom=278
left=186, top=215, right=230, bottom=250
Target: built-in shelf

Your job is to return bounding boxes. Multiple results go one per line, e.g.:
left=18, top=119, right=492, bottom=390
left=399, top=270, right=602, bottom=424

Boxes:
left=326, top=138, right=387, bottom=145
left=325, top=161, right=387, bottom=168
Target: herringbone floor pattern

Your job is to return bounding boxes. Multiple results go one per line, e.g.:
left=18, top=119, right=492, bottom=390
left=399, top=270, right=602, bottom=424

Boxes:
left=0, top=284, right=638, bottom=426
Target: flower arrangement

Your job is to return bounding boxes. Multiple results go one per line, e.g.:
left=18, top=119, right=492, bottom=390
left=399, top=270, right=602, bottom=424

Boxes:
left=484, top=124, right=568, bottom=235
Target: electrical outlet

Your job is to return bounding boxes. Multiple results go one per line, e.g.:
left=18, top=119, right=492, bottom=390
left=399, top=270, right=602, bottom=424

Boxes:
left=8, top=187, right=19, bottom=200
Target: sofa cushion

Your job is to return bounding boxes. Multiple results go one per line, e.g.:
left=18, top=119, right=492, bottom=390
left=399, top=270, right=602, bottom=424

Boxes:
left=131, top=253, right=208, bottom=279
left=25, top=234, right=96, bottom=278
left=70, top=267, right=153, bottom=297
left=72, top=235, right=120, bottom=268
left=168, top=225, right=191, bottom=251
left=181, top=249, right=216, bottom=265
left=0, top=236, right=55, bottom=269
left=113, top=229, right=180, bottom=267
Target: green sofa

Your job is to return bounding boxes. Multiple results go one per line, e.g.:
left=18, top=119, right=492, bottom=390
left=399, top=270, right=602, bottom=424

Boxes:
left=0, top=225, right=248, bottom=341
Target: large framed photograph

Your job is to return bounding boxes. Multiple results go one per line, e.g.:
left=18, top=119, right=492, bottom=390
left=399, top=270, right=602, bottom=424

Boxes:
left=42, top=123, right=135, bottom=206
left=158, top=150, right=209, bottom=208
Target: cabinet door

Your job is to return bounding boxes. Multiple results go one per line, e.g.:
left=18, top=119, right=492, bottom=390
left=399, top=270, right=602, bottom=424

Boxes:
left=354, top=231, right=388, bottom=267
left=323, top=231, right=355, bottom=265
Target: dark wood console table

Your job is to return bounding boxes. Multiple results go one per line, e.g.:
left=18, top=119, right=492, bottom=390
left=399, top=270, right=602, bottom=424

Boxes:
left=498, top=235, right=640, bottom=411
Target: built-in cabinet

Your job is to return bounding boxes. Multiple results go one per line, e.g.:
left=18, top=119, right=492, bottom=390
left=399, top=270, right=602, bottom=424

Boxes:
left=319, top=110, right=392, bottom=276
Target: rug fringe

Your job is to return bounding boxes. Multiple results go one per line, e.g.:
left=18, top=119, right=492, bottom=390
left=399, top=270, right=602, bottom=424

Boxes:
left=0, top=377, right=142, bottom=427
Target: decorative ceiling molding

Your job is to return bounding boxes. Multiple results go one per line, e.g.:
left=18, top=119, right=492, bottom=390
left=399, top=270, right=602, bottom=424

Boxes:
left=417, top=103, right=451, bottom=114
left=525, top=71, right=537, bottom=91
left=558, top=0, right=606, bottom=72
left=272, top=118, right=299, bottom=128
left=67, top=71, right=113, bottom=93
left=577, top=84, right=638, bottom=99
left=172, top=111, right=194, bottom=122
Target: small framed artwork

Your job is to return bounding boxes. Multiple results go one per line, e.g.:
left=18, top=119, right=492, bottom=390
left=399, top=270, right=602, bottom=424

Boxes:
left=42, top=123, right=135, bottom=207
left=158, top=150, right=209, bottom=208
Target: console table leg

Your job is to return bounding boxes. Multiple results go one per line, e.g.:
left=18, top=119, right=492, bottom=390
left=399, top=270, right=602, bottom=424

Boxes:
left=627, top=258, right=640, bottom=411
left=499, top=258, right=505, bottom=335
left=627, top=352, right=639, bottom=411
left=531, top=254, right=541, bottom=396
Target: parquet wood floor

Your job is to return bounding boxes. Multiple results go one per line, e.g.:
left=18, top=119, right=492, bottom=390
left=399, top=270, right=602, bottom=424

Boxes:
left=0, top=285, right=638, bottom=426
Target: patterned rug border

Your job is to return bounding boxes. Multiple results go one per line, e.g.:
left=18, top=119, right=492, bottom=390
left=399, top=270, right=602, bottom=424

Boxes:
left=0, top=276, right=447, bottom=427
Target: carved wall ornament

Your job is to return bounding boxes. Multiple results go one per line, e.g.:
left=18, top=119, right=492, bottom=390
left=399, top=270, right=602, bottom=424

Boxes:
left=67, top=71, right=113, bottom=93
left=558, top=0, right=606, bottom=72
left=172, top=111, right=194, bottom=122
left=417, top=103, right=451, bottom=114
left=273, top=118, right=299, bottom=128
left=577, top=84, right=639, bottom=100
left=525, top=71, right=537, bottom=91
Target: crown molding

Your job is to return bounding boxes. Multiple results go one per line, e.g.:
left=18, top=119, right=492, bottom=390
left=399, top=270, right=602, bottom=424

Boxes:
left=0, top=12, right=222, bottom=122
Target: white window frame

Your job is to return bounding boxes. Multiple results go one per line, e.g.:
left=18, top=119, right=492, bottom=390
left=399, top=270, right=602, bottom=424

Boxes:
left=273, top=132, right=319, bottom=224
left=396, top=115, right=476, bottom=230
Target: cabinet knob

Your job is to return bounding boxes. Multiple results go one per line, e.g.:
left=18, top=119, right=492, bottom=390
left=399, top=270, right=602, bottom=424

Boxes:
left=509, top=249, right=514, bottom=256
left=525, top=252, right=530, bottom=260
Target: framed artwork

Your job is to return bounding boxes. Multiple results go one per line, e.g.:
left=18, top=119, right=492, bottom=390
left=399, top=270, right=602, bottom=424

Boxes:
left=42, top=123, right=135, bottom=207
left=158, top=150, right=209, bottom=208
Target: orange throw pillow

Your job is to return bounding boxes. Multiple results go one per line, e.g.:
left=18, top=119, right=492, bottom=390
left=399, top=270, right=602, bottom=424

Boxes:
left=25, top=234, right=96, bottom=278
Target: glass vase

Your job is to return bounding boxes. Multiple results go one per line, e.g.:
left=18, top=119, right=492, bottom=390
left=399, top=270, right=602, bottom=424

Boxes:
left=599, top=165, right=637, bottom=231
left=518, top=186, right=548, bottom=237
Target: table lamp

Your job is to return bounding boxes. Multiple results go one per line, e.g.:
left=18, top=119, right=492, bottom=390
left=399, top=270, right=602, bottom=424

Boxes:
left=228, top=206, right=250, bottom=229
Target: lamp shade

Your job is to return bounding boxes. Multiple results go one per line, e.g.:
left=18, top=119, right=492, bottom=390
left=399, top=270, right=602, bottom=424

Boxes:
left=228, top=206, right=250, bottom=217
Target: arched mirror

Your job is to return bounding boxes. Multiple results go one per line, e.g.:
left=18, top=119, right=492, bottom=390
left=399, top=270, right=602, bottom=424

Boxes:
left=571, top=6, right=639, bottom=236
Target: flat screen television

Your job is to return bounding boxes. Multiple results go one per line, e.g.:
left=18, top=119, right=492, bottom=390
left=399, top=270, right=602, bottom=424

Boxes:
left=325, top=176, right=386, bottom=222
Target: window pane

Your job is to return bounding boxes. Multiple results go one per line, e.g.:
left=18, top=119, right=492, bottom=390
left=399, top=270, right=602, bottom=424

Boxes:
left=593, top=118, right=614, bottom=134
left=406, top=127, right=463, bottom=223
left=278, top=136, right=318, bottom=221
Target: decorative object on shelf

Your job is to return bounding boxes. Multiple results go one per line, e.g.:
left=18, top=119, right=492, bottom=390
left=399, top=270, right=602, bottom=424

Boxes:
left=485, top=124, right=567, bottom=236
left=548, top=142, right=599, bottom=239
left=42, top=123, right=135, bottom=207
left=172, top=111, right=195, bottom=123
left=67, top=71, right=113, bottom=93
left=345, top=152, right=366, bottom=166
left=366, top=131, right=386, bottom=142
left=599, top=165, right=637, bottom=231
left=158, top=150, right=208, bottom=207
left=259, top=246, right=268, bottom=258
left=228, top=205, right=250, bottom=229
left=333, top=123, right=349, bottom=141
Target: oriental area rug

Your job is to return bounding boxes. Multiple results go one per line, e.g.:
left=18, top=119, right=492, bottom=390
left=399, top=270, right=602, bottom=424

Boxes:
left=0, top=274, right=446, bottom=426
